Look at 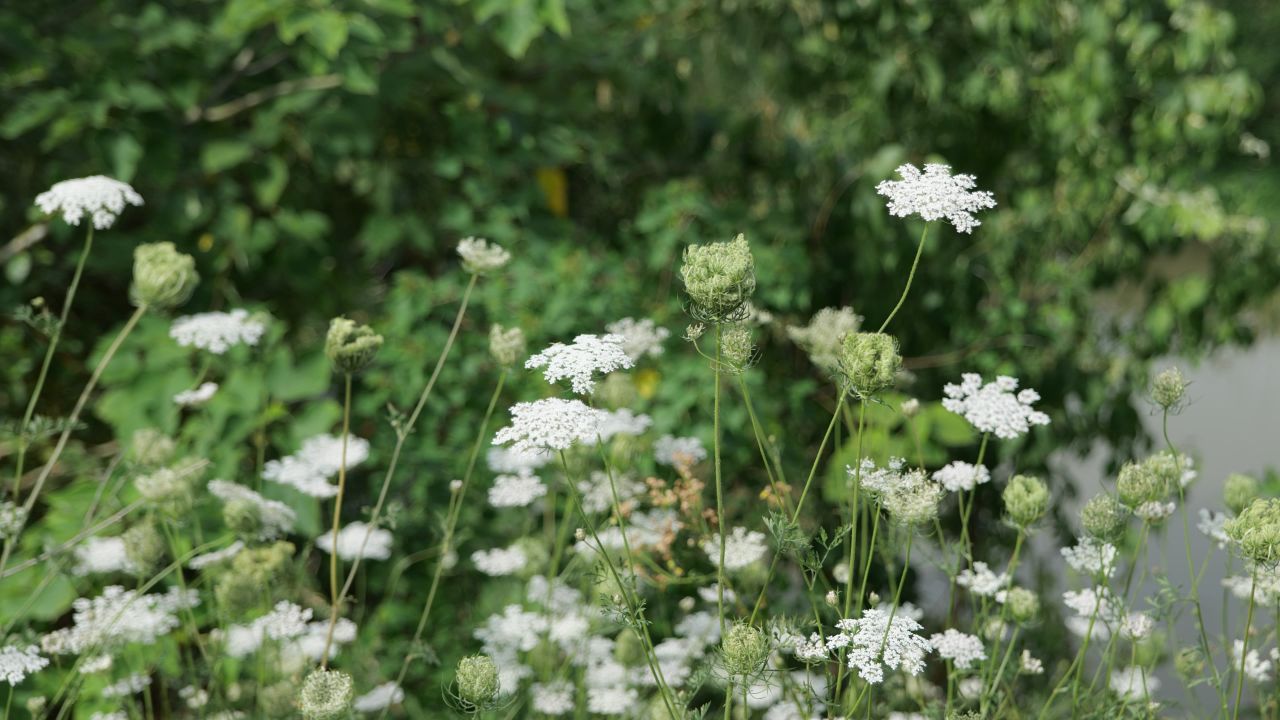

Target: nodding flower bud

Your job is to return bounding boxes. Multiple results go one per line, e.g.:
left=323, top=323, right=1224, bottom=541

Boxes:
left=1116, top=462, right=1164, bottom=509
left=130, top=242, right=198, bottom=309
left=488, top=325, right=526, bottom=367
left=1003, top=474, right=1048, bottom=528
left=1081, top=494, right=1129, bottom=542
left=1151, top=367, right=1189, bottom=410
left=719, top=323, right=755, bottom=370
left=1224, top=498, right=1280, bottom=566
left=721, top=622, right=770, bottom=677
left=129, top=428, right=175, bottom=468
left=1004, top=587, right=1040, bottom=624
left=454, top=654, right=501, bottom=709
left=325, top=317, right=383, bottom=375
left=680, top=233, right=756, bottom=322
left=1224, top=473, right=1259, bottom=516
left=837, top=332, right=902, bottom=398
left=123, top=523, right=166, bottom=575
left=297, top=669, right=353, bottom=720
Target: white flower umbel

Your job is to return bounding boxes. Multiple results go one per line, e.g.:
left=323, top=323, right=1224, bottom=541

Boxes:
left=703, top=526, right=768, bottom=571
left=932, top=461, right=991, bottom=493
left=606, top=317, right=670, bottom=360
left=488, top=472, right=548, bottom=508
left=850, top=457, right=926, bottom=498
left=1120, top=612, right=1154, bottom=640
left=188, top=541, right=245, bottom=570
left=73, top=536, right=138, bottom=576
left=1231, top=640, right=1274, bottom=683
left=587, top=687, right=637, bottom=715
left=1198, top=509, right=1231, bottom=549
left=315, top=522, right=393, bottom=561
left=956, top=561, right=1009, bottom=598
left=35, top=176, right=143, bottom=229
left=174, top=382, right=218, bottom=407
left=826, top=608, right=932, bottom=684
left=219, top=602, right=314, bottom=659
left=208, top=480, right=296, bottom=540
left=655, top=435, right=707, bottom=467
left=942, top=373, right=1050, bottom=439
left=353, top=682, right=405, bottom=713
left=595, top=408, right=653, bottom=443
left=262, top=433, right=370, bottom=498
left=1134, top=500, right=1176, bottom=522
left=531, top=681, right=575, bottom=715
left=41, top=586, right=198, bottom=655
left=493, top=398, right=603, bottom=454
left=1061, top=537, right=1119, bottom=578
left=929, top=629, right=986, bottom=670
left=472, top=545, right=528, bottom=576
left=526, top=334, right=633, bottom=395
left=102, top=673, right=151, bottom=698
left=875, top=163, right=996, bottom=234
left=1110, top=666, right=1160, bottom=700
left=577, top=470, right=645, bottom=514
left=457, top=237, right=511, bottom=274
left=169, top=310, right=266, bottom=354
left=1020, top=650, right=1044, bottom=674
left=486, top=445, right=552, bottom=475
left=0, top=645, right=48, bottom=685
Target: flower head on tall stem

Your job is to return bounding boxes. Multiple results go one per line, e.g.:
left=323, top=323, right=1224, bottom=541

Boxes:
left=35, top=175, right=143, bottom=229
left=875, top=163, right=996, bottom=234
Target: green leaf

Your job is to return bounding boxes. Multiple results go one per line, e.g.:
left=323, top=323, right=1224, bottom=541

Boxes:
left=201, top=140, right=254, bottom=174
left=307, top=10, right=350, bottom=59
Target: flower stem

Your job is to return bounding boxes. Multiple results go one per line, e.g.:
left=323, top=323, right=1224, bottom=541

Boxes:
left=1232, top=573, right=1257, bottom=720
left=876, top=223, right=929, bottom=334
left=713, top=323, right=727, bottom=636
left=321, top=372, right=353, bottom=667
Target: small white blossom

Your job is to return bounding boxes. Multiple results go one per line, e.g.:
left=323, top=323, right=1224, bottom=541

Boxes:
left=577, top=470, right=644, bottom=514
left=1121, top=612, right=1154, bottom=640
left=942, top=374, right=1050, bottom=439
left=179, top=685, right=209, bottom=709
left=0, top=645, right=48, bottom=685
left=606, top=317, right=670, bottom=360
left=488, top=472, right=547, bottom=508
left=316, top=522, right=393, bottom=561
left=457, top=237, right=511, bottom=273
left=595, top=408, right=653, bottom=442
left=929, top=629, right=986, bottom=670
left=472, top=545, right=528, bottom=576
left=956, top=562, right=1009, bottom=598
left=1061, top=537, right=1119, bottom=578
left=102, top=672, right=152, bottom=698
left=655, top=435, right=707, bottom=467
left=493, top=398, right=603, bottom=454
left=73, top=536, right=138, bottom=576
left=875, top=163, right=996, bottom=234
left=41, top=586, right=198, bottom=655
left=1198, top=509, right=1231, bottom=549
left=1020, top=650, right=1043, bottom=674
left=1134, top=500, right=1176, bottom=522
left=526, top=334, right=634, bottom=395
left=188, top=541, right=245, bottom=570
left=1110, top=666, right=1159, bottom=700
left=35, top=176, right=143, bottom=229
left=703, top=527, right=768, bottom=571
left=932, top=461, right=990, bottom=493
left=173, top=382, right=218, bottom=406
left=1231, top=640, right=1273, bottom=683
left=828, top=608, right=932, bottom=685
left=262, top=433, right=370, bottom=498
left=353, top=682, right=404, bottom=712
left=531, top=681, right=574, bottom=715
left=169, top=310, right=266, bottom=354
left=208, top=480, right=296, bottom=540
left=587, top=687, right=637, bottom=715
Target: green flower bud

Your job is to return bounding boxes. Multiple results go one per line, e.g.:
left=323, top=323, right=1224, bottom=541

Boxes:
left=1081, top=494, right=1129, bottom=542
left=721, top=622, right=770, bottom=677
left=646, top=692, right=683, bottom=720
left=1004, top=586, right=1040, bottom=624
left=1224, top=498, right=1280, bottom=566
left=719, top=323, right=755, bottom=370
left=298, top=669, right=353, bottom=720
left=123, top=523, right=166, bottom=575
left=488, top=324, right=526, bottom=367
left=1224, top=474, right=1260, bottom=516
left=614, top=628, right=646, bottom=667
left=130, top=242, right=198, bottom=309
left=1003, top=474, right=1049, bottom=527
left=135, top=463, right=197, bottom=517
left=1144, top=452, right=1188, bottom=493
left=129, top=428, right=175, bottom=468
left=223, top=498, right=264, bottom=541
left=882, top=479, right=944, bottom=526
left=680, top=233, right=756, bottom=322
left=325, top=317, right=383, bottom=375
left=1151, top=367, right=1189, bottom=410
left=455, top=654, right=501, bottom=709
left=837, top=332, right=902, bottom=397
left=1174, top=646, right=1206, bottom=680
left=215, top=541, right=295, bottom=614
left=787, top=306, right=863, bottom=375
left=1116, top=462, right=1164, bottom=509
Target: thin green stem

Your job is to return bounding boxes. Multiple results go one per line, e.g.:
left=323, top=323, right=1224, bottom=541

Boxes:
left=876, top=223, right=929, bottom=334
left=1232, top=573, right=1257, bottom=720
left=713, top=323, right=727, bottom=635
left=321, top=373, right=353, bottom=667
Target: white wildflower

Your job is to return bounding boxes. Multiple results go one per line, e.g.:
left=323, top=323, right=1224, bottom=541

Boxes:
left=1061, top=537, right=1119, bottom=578
left=703, top=527, right=768, bottom=570
left=606, top=317, right=670, bottom=360
left=595, top=408, right=653, bottom=442
left=173, top=381, right=218, bottom=406
left=578, top=470, right=644, bottom=514
left=932, top=461, right=991, bottom=493
left=315, top=522, right=393, bottom=561
left=457, top=237, right=511, bottom=274
left=1198, top=509, right=1231, bottom=549
left=587, top=687, right=637, bottom=715
left=828, top=608, right=932, bottom=685
left=526, top=334, right=633, bottom=395
left=793, top=633, right=829, bottom=663
left=493, top=398, right=603, bottom=454
left=188, top=540, right=245, bottom=570
left=942, top=373, right=1050, bottom=439
left=0, top=501, right=25, bottom=539
left=956, top=561, right=1009, bottom=598
left=102, top=672, right=151, bottom=698
left=472, top=545, right=528, bottom=576
left=179, top=686, right=209, bottom=709
left=353, top=682, right=404, bottom=712
left=35, top=176, right=143, bottom=229
left=208, top=480, right=296, bottom=540
left=850, top=457, right=926, bottom=497
left=262, top=433, right=370, bottom=498
left=1121, top=612, right=1154, bottom=640
left=531, top=682, right=574, bottom=715
left=787, top=306, right=863, bottom=373
left=1020, top=650, right=1043, bottom=674
left=1110, top=666, right=1159, bottom=700
left=655, top=435, right=707, bottom=467
left=169, top=310, right=266, bottom=354
left=875, top=163, right=996, bottom=234
left=929, top=629, right=986, bottom=670
left=0, top=645, right=47, bottom=685
left=40, top=586, right=198, bottom=655
left=1134, top=500, right=1176, bottom=522
left=488, top=472, right=547, bottom=508
left=73, top=536, right=138, bottom=576
left=1231, top=640, right=1273, bottom=683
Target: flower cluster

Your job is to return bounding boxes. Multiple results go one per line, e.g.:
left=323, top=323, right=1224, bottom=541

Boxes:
left=262, top=433, right=370, bottom=497
left=493, top=398, right=603, bottom=454
left=169, top=309, right=266, bottom=354
left=35, top=175, right=143, bottom=229
left=825, top=609, right=933, bottom=684
left=943, top=373, right=1050, bottom=439
left=526, top=334, right=633, bottom=395
left=606, top=317, right=670, bottom=360
left=875, top=163, right=996, bottom=234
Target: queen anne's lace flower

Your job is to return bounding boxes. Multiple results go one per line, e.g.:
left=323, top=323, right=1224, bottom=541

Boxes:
left=188, top=540, right=245, bottom=570
left=1199, top=509, right=1231, bottom=549
left=262, top=433, right=370, bottom=498
left=35, top=176, right=143, bottom=229
left=169, top=310, right=266, bottom=354
left=73, top=536, right=137, bottom=576
left=353, top=682, right=404, bottom=712
left=493, top=398, right=603, bottom=454
left=1061, top=537, right=1119, bottom=578
left=577, top=471, right=644, bottom=514
left=1110, top=666, right=1160, bottom=700
left=457, top=237, right=511, bottom=274
left=655, top=435, right=707, bottom=467
left=526, top=334, right=633, bottom=395
left=472, top=545, right=528, bottom=576
left=703, top=527, right=768, bottom=570
left=942, top=373, right=1050, bottom=439
left=488, top=472, right=547, bottom=508
left=316, top=522, right=393, bottom=561
left=1021, top=650, right=1044, bottom=674
left=208, top=480, right=296, bottom=540
left=875, top=163, right=996, bottom=234
left=1120, top=612, right=1155, bottom=640
left=595, top=408, right=653, bottom=442
left=956, top=561, right=1009, bottom=597
left=929, top=629, right=986, bottom=670
left=827, top=608, right=932, bottom=684
left=606, top=317, right=670, bottom=360
left=487, top=445, right=552, bottom=475
left=41, top=586, right=198, bottom=655
left=587, top=687, right=637, bottom=715
left=0, top=645, right=48, bottom=685
left=932, top=461, right=991, bottom=493
left=173, top=382, right=218, bottom=406
left=102, top=673, right=152, bottom=698
left=1134, top=500, right=1176, bottom=522
left=531, top=681, right=574, bottom=715
left=1231, top=640, right=1274, bottom=682
left=788, top=307, right=863, bottom=373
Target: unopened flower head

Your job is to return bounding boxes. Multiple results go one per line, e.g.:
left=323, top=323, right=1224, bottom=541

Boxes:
left=933, top=461, right=990, bottom=493
left=35, top=176, right=143, bottom=229
left=1224, top=473, right=1260, bottom=516
left=526, top=334, right=633, bottom=394
left=680, top=233, right=756, bottom=322
left=457, top=237, right=511, bottom=274
left=488, top=325, right=526, bottom=367
left=1003, top=474, right=1049, bottom=527
left=122, top=523, right=167, bottom=575
left=875, top=163, right=996, bottom=234
left=454, top=654, right=501, bottom=710
left=1003, top=587, right=1040, bottom=624
left=788, top=306, right=863, bottom=374
left=721, top=623, right=770, bottom=677
left=838, top=332, right=901, bottom=397
left=942, top=374, right=1050, bottom=439
left=606, top=317, right=670, bottom=360
left=929, top=629, right=986, bottom=670
left=1116, top=462, right=1166, bottom=509
left=135, top=462, right=199, bottom=516
left=131, top=242, right=198, bottom=309
left=827, top=608, right=932, bottom=685
left=325, top=316, right=383, bottom=374
left=298, top=669, right=353, bottom=720
left=1151, top=366, right=1189, bottom=410
left=208, top=480, right=296, bottom=541
left=0, top=502, right=27, bottom=540
left=881, top=479, right=944, bottom=525
left=494, top=398, right=603, bottom=454
left=128, top=428, right=175, bottom=468
left=316, top=522, right=393, bottom=561
left=1225, top=498, right=1280, bottom=566
left=1081, top=494, right=1129, bottom=542
left=719, top=323, right=756, bottom=371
